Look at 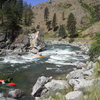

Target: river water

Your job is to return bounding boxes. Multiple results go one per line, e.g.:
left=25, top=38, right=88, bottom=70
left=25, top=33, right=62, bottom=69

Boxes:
left=0, top=43, right=89, bottom=99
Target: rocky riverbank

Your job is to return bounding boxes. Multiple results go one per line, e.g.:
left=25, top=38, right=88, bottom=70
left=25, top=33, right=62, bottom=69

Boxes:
left=45, top=40, right=91, bottom=54
left=30, top=41, right=100, bottom=100
left=0, top=29, right=45, bottom=56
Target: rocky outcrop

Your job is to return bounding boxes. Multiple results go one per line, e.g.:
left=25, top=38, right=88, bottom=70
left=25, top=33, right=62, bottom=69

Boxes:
left=0, top=30, right=7, bottom=49
left=31, top=76, right=70, bottom=100
left=0, top=29, right=45, bottom=55
left=86, top=61, right=94, bottom=69
left=0, top=30, right=6, bottom=42
left=29, top=30, right=45, bottom=54
left=10, top=34, right=30, bottom=54
left=77, top=62, right=87, bottom=69
left=65, top=91, right=83, bottom=100
left=98, top=56, right=100, bottom=61
left=45, top=79, right=69, bottom=92
left=31, top=76, right=49, bottom=97
left=69, top=79, right=93, bottom=92
left=66, top=69, right=84, bottom=79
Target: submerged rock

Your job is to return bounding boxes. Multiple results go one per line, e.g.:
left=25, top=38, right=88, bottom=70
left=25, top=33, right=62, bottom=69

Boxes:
left=65, top=91, right=83, bottom=100
left=8, top=89, right=24, bottom=99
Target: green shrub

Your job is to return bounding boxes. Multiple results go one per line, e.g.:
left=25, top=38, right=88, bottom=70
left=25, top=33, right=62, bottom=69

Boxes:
left=89, top=33, right=100, bottom=60
left=69, top=38, right=74, bottom=43
left=85, top=80, right=100, bottom=100
left=89, top=40, right=100, bottom=60
left=94, top=61, right=100, bottom=77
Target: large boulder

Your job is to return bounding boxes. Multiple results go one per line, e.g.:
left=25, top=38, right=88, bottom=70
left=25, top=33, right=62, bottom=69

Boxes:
left=69, top=79, right=93, bottom=92
left=8, top=89, right=24, bottom=99
left=29, top=30, right=45, bottom=53
left=86, top=61, right=94, bottom=69
left=83, top=68, right=94, bottom=76
left=98, top=56, right=100, bottom=61
left=10, top=34, right=30, bottom=53
left=66, top=69, right=84, bottom=79
left=45, top=79, right=69, bottom=92
left=77, top=62, right=87, bottom=69
left=65, top=91, right=83, bottom=100
left=31, top=76, right=49, bottom=97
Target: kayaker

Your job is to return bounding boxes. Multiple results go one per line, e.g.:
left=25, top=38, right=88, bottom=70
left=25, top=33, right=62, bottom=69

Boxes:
left=40, top=54, right=42, bottom=56
left=5, top=77, right=13, bottom=83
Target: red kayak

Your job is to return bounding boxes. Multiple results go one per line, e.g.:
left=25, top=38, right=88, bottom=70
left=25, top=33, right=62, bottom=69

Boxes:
left=0, top=79, right=16, bottom=86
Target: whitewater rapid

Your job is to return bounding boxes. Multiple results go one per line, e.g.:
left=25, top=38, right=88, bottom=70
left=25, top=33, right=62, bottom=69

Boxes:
left=0, top=44, right=89, bottom=67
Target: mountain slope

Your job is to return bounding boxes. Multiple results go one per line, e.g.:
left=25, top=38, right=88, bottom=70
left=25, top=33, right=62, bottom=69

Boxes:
left=31, top=0, right=100, bottom=32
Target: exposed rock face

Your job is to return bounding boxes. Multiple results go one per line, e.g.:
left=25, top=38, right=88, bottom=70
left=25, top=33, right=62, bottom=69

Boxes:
left=0, top=29, right=45, bottom=55
left=69, top=79, right=93, bottom=92
left=65, top=91, right=83, bottom=100
left=86, top=61, right=94, bottom=69
left=0, top=31, right=6, bottom=42
left=98, top=56, right=100, bottom=61
left=77, top=62, right=87, bottom=69
left=8, top=89, right=24, bottom=99
left=29, top=30, right=45, bottom=53
left=66, top=69, right=84, bottom=79
left=31, top=76, right=49, bottom=97
left=10, top=34, right=30, bottom=53
left=0, top=31, right=7, bottom=49
left=45, top=79, right=69, bottom=92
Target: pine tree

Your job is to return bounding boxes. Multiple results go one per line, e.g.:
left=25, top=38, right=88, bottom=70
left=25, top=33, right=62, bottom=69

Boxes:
left=17, top=0, right=23, bottom=20
left=3, top=0, right=23, bottom=41
left=23, top=3, right=34, bottom=26
left=59, top=25, right=67, bottom=38
left=0, top=0, right=7, bottom=25
left=46, top=20, right=52, bottom=31
left=44, top=7, right=49, bottom=22
left=67, top=13, right=76, bottom=38
left=52, top=13, right=57, bottom=31
left=95, top=5, right=100, bottom=21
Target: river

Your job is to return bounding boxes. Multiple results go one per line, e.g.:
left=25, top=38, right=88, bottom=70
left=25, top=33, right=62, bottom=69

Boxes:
left=0, top=43, right=89, bottom=99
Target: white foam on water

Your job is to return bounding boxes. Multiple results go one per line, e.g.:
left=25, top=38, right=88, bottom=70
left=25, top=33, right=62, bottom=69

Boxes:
left=2, top=53, right=40, bottom=64
left=46, top=67, right=58, bottom=70
left=46, top=58, right=74, bottom=66
left=0, top=45, right=88, bottom=66
left=22, top=65, right=30, bottom=69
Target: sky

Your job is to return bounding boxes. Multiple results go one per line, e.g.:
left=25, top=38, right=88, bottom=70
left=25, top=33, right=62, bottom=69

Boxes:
left=23, top=0, right=49, bottom=6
